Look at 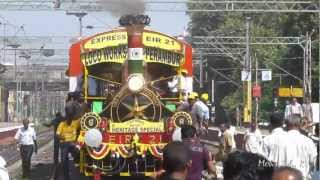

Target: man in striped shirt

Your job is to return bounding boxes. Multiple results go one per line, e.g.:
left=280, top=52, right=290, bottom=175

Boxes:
left=262, top=113, right=290, bottom=167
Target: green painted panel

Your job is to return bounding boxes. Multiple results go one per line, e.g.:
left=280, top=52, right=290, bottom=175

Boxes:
left=92, top=101, right=103, bottom=114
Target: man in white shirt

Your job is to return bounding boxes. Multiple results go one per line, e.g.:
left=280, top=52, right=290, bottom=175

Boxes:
left=244, top=122, right=262, bottom=154
left=284, top=100, right=291, bottom=120
left=168, top=69, right=187, bottom=97
left=290, top=98, right=303, bottom=117
left=197, top=93, right=210, bottom=135
left=220, top=122, right=236, bottom=154
left=262, top=113, right=289, bottom=167
left=14, top=119, right=37, bottom=178
left=286, top=115, right=317, bottom=179
left=188, top=92, right=204, bottom=135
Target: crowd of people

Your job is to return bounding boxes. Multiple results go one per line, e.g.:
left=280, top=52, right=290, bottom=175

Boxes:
left=238, top=98, right=319, bottom=180
left=176, top=91, right=211, bottom=136
left=12, top=90, right=319, bottom=180
left=161, top=113, right=319, bottom=180
left=14, top=92, right=83, bottom=180
left=166, top=96, right=319, bottom=180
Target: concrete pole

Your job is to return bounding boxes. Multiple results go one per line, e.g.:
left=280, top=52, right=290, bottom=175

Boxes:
left=244, top=16, right=252, bottom=123
left=79, top=16, right=83, bottom=37
left=308, top=35, right=312, bottom=99
left=211, top=79, right=215, bottom=122
left=3, top=23, right=6, bottom=63
left=211, top=79, right=215, bottom=104
left=318, top=0, right=320, bottom=171
left=66, top=12, right=87, bottom=37
left=255, top=56, right=259, bottom=124
left=200, top=53, right=203, bottom=89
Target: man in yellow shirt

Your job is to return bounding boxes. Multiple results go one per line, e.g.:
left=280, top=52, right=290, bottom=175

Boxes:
left=56, top=107, right=80, bottom=180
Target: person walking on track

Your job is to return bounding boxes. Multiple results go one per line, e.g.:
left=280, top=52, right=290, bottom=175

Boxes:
left=56, top=106, right=80, bottom=180
left=14, top=119, right=37, bottom=179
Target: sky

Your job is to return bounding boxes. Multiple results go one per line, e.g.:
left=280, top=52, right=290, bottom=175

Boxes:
left=0, top=10, right=189, bottom=65
left=1, top=11, right=189, bottom=38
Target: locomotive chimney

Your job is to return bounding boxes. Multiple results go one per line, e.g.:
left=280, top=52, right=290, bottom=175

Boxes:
left=119, top=15, right=150, bottom=75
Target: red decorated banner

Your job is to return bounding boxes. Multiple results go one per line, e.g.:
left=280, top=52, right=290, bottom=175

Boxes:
left=103, top=133, right=170, bottom=144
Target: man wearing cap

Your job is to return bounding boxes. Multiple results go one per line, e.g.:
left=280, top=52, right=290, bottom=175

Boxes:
left=188, top=92, right=204, bottom=135
left=285, top=115, right=317, bottom=179
left=168, top=69, right=188, bottom=97
left=198, top=93, right=210, bottom=135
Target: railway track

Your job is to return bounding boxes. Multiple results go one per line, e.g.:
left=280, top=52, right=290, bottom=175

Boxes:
left=0, top=129, right=53, bottom=166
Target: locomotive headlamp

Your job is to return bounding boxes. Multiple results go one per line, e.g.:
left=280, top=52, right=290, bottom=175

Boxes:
left=84, top=128, right=102, bottom=148
left=128, top=74, right=145, bottom=92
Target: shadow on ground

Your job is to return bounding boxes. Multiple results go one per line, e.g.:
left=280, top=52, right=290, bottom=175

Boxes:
left=31, top=163, right=53, bottom=180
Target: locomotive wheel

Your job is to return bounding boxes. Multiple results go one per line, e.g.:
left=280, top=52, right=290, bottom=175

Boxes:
left=172, top=111, right=192, bottom=128
left=111, top=87, right=162, bottom=122
left=80, top=112, right=101, bottom=130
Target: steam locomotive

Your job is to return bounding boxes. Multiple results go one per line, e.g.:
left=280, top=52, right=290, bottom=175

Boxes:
left=67, top=15, right=193, bottom=179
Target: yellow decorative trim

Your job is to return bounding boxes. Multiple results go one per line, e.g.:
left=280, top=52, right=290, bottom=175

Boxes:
left=80, top=149, right=84, bottom=173
left=145, top=172, right=156, bottom=177
left=120, top=172, right=130, bottom=176
left=84, top=66, right=88, bottom=103
left=86, top=143, right=111, bottom=160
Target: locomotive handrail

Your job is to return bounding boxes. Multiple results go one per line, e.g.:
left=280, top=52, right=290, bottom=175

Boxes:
left=86, top=97, right=106, bottom=100
left=82, top=160, right=127, bottom=175
left=160, top=98, right=179, bottom=100
left=87, top=74, right=122, bottom=85
left=148, top=75, right=176, bottom=85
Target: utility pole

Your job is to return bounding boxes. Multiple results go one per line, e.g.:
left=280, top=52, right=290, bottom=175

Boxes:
left=66, top=11, right=88, bottom=37
left=199, top=53, right=203, bottom=89
left=7, top=43, right=21, bottom=121
left=1, top=22, right=7, bottom=64
left=303, top=31, right=313, bottom=102
left=243, top=17, right=252, bottom=123
left=211, top=79, right=215, bottom=123
left=7, top=43, right=21, bottom=80
left=318, top=0, right=320, bottom=172
left=255, top=55, right=259, bottom=124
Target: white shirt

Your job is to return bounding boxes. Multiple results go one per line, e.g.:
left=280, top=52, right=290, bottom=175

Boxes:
left=286, top=130, right=317, bottom=179
left=245, top=129, right=263, bottom=154
left=291, top=103, right=303, bottom=116
left=0, top=156, right=6, bottom=168
left=172, top=127, right=182, bottom=141
left=14, top=126, right=36, bottom=145
left=168, top=75, right=186, bottom=93
left=284, top=104, right=291, bottom=120
left=224, top=128, right=236, bottom=149
left=262, top=127, right=289, bottom=167
left=195, top=100, right=210, bottom=120
left=0, top=156, right=9, bottom=180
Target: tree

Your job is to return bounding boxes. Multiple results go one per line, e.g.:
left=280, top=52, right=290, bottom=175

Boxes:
left=187, top=0, right=290, bottom=124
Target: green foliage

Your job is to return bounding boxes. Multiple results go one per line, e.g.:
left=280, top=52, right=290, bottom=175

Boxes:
left=187, top=0, right=319, bottom=120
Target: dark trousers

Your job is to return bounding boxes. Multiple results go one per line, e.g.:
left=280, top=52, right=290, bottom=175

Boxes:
left=20, top=145, right=34, bottom=178
left=60, top=142, right=79, bottom=180
left=53, top=137, right=60, bottom=165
